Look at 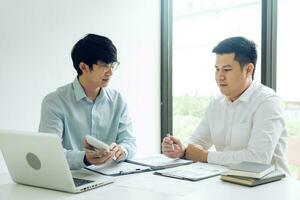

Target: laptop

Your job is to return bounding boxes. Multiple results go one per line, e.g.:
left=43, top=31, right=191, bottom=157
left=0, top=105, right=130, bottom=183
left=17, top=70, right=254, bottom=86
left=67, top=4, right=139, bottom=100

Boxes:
left=0, top=129, right=113, bottom=193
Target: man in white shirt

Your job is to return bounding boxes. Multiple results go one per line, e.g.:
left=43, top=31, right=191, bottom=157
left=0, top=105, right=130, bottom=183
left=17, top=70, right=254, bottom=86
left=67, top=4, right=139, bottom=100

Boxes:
left=162, top=36, right=289, bottom=174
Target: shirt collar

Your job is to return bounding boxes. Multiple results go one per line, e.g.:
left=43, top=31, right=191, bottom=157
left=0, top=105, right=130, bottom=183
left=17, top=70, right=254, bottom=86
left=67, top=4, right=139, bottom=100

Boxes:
left=96, top=87, right=113, bottom=103
left=238, top=81, right=257, bottom=102
left=73, top=77, right=86, bottom=101
left=72, top=77, right=113, bottom=102
left=224, top=81, right=257, bottom=104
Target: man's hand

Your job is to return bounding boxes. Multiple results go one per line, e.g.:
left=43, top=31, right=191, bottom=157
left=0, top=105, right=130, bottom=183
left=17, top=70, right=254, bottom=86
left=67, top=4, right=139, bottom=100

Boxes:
left=83, top=138, right=113, bottom=165
left=185, top=144, right=208, bottom=162
left=162, top=134, right=185, bottom=158
left=110, top=143, right=126, bottom=161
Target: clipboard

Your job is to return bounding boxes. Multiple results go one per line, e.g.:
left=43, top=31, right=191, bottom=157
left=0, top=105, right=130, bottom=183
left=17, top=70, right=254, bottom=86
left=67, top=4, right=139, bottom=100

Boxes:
left=154, top=170, right=220, bottom=181
left=153, top=162, right=228, bottom=181
left=126, top=154, right=193, bottom=170
left=85, top=160, right=151, bottom=176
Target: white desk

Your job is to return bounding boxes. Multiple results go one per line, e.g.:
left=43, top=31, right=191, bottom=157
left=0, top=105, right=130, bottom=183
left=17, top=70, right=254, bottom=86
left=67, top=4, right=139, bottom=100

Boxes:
left=1, top=170, right=300, bottom=200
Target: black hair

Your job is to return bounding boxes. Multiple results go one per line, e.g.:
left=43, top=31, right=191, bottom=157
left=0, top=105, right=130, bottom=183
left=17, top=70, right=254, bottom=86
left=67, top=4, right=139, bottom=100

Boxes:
left=212, top=36, right=257, bottom=79
left=71, top=33, right=118, bottom=75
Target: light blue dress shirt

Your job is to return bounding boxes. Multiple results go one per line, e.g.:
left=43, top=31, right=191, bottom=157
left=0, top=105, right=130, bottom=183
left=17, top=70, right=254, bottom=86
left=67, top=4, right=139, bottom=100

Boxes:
left=39, top=78, right=136, bottom=169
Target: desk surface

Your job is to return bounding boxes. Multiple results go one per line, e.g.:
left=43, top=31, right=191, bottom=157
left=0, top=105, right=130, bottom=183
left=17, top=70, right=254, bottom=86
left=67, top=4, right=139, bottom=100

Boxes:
left=1, top=170, right=300, bottom=200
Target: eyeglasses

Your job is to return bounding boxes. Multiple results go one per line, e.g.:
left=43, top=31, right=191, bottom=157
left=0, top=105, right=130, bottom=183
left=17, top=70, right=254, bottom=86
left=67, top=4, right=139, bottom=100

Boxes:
left=97, top=61, right=120, bottom=72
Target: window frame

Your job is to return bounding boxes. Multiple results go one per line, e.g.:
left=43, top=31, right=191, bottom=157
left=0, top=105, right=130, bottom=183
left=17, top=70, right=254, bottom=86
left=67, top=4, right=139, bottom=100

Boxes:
left=161, top=0, right=173, bottom=143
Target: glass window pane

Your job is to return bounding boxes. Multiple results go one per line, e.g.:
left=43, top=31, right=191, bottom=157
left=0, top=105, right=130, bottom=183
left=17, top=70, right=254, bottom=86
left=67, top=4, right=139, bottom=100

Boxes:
left=277, top=0, right=300, bottom=178
left=277, top=0, right=300, bottom=137
left=172, top=0, right=261, bottom=142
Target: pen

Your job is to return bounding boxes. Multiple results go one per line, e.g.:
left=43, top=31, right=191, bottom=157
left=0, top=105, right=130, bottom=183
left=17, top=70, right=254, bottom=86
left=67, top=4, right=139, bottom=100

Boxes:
left=118, top=168, right=142, bottom=175
left=167, top=133, right=175, bottom=151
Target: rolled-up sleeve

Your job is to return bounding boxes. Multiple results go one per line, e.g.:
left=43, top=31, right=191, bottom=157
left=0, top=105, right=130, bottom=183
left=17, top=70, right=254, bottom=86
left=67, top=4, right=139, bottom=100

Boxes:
left=188, top=102, right=213, bottom=150
left=116, top=103, right=137, bottom=160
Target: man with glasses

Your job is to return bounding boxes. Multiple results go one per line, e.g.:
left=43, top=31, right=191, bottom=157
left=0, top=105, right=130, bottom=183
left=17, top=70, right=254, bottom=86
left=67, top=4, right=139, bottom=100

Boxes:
left=39, top=34, right=136, bottom=169
left=162, top=36, right=289, bottom=174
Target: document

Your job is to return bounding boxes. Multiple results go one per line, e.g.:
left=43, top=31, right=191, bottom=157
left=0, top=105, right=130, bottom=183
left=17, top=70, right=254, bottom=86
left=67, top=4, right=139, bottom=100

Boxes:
left=115, top=173, right=199, bottom=196
left=154, top=162, right=228, bottom=181
left=126, top=154, right=193, bottom=170
left=85, top=160, right=151, bottom=176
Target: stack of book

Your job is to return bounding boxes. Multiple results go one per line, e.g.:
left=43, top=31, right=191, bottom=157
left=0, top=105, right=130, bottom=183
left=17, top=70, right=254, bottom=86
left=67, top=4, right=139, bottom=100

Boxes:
left=220, top=161, right=286, bottom=187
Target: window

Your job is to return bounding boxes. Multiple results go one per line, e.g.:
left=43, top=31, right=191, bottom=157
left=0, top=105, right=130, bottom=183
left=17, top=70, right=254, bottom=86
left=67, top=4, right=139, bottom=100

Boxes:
left=277, top=0, right=300, bottom=178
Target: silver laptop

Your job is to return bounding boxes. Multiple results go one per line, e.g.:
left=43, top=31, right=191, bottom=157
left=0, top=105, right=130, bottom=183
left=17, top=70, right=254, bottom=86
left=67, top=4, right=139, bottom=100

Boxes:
left=0, top=129, right=113, bottom=193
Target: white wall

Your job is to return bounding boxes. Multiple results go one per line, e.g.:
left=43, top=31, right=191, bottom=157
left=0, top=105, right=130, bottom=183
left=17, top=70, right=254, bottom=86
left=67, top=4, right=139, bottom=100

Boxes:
left=0, top=0, right=161, bottom=172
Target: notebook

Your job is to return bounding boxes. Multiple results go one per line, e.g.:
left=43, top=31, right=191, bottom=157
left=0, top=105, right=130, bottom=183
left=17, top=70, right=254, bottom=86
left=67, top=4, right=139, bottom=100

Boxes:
left=85, top=160, right=151, bottom=176
left=220, top=170, right=286, bottom=187
left=154, top=162, right=228, bottom=181
left=126, top=154, right=193, bottom=170
left=0, top=129, right=113, bottom=193
left=225, top=161, right=275, bottom=178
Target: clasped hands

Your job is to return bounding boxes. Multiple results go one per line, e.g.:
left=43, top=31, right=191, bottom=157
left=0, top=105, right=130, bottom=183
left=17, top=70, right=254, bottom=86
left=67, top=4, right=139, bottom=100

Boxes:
left=83, top=138, right=125, bottom=165
left=162, top=135, right=208, bottom=163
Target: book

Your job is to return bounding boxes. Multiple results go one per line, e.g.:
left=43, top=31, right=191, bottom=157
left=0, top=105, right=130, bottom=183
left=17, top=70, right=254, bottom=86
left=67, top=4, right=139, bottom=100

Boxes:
left=85, top=160, right=151, bottom=176
left=225, top=161, right=275, bottom=178
left=220, top=170, right=286, bottom=187
left=126, top=154, right=193, bottom=170
left=154, top=162, right=228, bottom=181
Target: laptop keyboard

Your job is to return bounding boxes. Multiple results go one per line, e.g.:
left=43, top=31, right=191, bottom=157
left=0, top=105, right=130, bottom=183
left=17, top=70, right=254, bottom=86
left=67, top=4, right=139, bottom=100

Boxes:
left=73, top=178, right=94, bottom=187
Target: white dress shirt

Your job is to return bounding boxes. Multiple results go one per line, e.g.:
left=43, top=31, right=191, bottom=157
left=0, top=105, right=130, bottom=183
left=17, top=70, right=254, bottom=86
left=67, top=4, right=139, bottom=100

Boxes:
left=189, top=82, right=289, bottom=174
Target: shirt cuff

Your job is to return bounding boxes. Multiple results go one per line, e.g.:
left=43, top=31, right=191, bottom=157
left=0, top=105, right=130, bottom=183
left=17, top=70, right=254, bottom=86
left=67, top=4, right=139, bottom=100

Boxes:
left=65, top=150, right=86, bottom=170
left=119, top=145, right=128, bottom=161
left=207, top=151, right=220, bottom=165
